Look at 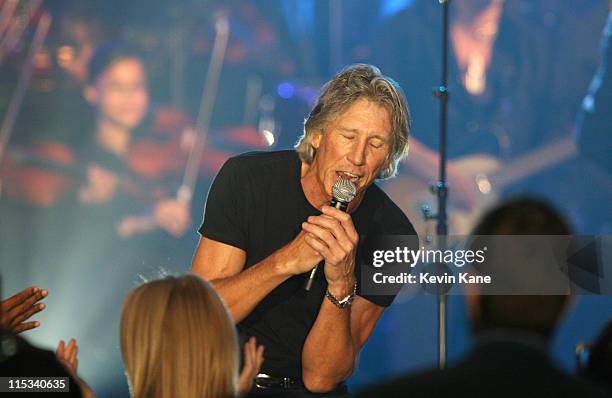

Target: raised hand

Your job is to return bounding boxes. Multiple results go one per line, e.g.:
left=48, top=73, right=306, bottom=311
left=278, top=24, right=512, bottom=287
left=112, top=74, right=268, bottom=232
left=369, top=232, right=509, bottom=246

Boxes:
left=238, top=336, right=264, bottom=397
left=0, top=287, right=47, bottom=333
left=56, top=338, right=79, bottom=375
left=56, top=339, right=96, bottom=398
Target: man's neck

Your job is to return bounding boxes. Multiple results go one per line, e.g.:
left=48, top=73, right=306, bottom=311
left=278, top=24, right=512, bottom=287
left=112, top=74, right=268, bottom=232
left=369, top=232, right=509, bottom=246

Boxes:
left=300, top=161, right=329, bottom=210
left=95, top=118, right=132, bottom=157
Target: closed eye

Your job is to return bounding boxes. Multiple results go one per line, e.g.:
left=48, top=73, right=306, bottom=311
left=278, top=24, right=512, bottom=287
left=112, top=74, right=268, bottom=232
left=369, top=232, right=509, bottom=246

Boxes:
left=369, top=139, right=385, bottom=149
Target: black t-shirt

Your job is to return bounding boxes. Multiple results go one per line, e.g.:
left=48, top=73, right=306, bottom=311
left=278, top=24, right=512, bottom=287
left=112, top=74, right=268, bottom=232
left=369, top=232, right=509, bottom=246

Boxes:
left=199, top=150, right=416, bottom=378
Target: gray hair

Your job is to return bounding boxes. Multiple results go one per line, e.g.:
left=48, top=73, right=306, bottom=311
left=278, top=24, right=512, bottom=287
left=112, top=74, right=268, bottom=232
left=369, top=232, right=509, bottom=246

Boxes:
left=295, top=64, right=411, bottom=180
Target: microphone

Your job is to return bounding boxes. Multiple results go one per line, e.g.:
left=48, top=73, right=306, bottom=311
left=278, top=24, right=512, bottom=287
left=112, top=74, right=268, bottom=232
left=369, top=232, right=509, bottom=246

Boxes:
left=304, top=178, right=357, bottom=291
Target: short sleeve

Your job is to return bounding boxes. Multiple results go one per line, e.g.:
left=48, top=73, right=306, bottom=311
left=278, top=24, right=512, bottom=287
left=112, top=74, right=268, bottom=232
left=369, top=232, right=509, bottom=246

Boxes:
left=356, top=194, right=418, bottom=308
left=199, top=157, right=248, bottom=250
left=357, top=232, right=419, bottom=308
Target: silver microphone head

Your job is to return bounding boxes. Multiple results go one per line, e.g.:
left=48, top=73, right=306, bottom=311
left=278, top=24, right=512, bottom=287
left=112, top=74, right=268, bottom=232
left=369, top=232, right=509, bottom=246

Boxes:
left=332, top=179, right=357, bottom=203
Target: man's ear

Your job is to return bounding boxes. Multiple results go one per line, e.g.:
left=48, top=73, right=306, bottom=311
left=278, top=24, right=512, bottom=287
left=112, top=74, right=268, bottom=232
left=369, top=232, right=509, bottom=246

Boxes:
left=310, top=131, right=323, bottom=149
left=83, top=85, right=98, bottom=105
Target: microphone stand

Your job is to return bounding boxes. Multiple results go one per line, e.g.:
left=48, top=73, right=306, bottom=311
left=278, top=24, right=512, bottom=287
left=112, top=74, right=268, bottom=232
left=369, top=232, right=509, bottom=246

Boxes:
left=426, top=0, right=451, bottom=369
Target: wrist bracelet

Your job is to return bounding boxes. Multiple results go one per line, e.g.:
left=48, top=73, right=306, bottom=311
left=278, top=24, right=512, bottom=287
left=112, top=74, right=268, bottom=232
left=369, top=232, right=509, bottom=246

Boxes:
left=325, top=281, right=357, bottom=309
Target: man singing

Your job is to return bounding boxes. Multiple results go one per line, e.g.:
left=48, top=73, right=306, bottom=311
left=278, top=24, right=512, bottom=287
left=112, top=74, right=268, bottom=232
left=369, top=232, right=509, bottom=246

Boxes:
left=192, top=64, right=416, bottom=397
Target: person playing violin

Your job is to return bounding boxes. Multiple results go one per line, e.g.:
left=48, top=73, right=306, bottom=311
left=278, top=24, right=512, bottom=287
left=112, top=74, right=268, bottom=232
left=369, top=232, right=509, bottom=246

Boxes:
left=78, top=43, right=190, bottom=238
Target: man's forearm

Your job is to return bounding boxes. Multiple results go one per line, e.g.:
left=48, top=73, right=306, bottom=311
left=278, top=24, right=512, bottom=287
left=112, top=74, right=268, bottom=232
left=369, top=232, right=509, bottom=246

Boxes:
left=301, top=282, right=356, bottom=393
left=208, top=249, right=293, bottom=323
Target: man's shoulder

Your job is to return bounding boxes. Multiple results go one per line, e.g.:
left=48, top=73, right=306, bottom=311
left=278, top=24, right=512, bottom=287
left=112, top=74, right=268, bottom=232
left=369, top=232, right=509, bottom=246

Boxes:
left=219, top=150, right=298, bottom=181
left=366, top=182, right=417, bottom=236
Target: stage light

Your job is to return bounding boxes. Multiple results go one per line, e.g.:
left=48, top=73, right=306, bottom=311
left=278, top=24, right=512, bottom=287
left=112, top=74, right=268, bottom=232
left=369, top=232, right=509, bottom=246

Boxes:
left=277, top=82, right=295, bottom=99
left=261, top=129, right=275, bottom=146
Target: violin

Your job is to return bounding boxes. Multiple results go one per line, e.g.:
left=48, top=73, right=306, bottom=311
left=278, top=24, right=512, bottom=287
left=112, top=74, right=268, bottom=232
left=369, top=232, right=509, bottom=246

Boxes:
left=1, top=140, right=78, bottom=207
left=0, top=106, right=267, bottom=208
left=126, top=106, right=189, bottom=181
left=127, top=105, right=269, bottom=182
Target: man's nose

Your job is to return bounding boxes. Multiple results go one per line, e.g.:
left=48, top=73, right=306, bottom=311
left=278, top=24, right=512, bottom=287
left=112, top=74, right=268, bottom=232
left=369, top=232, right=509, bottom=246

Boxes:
left=347, top=139, right=367, bottom=166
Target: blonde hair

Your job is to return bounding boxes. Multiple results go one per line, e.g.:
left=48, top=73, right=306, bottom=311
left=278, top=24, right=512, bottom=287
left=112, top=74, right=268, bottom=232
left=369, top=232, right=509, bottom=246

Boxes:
left=120, top=275, right=238, bottom=398
left=296, top=64, right=411, bottom=180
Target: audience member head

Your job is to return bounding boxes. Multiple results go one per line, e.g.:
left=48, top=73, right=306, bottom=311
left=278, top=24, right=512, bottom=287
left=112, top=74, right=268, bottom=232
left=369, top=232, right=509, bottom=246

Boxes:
left=120, top=275, right=239, bottom=398
left=0, top=330, right=84, bottom=397
left=84, top=43, right=149, bottom=132
left=468, top=197, right=573, bottom=338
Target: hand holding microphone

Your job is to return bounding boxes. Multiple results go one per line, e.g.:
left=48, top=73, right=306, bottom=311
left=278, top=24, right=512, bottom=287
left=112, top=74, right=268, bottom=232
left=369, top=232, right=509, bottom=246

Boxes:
left=303, top=179, right=357, bottom=291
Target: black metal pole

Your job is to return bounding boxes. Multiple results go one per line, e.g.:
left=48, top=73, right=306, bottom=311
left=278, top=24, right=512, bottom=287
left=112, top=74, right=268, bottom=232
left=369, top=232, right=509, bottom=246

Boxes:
left=433, top=0, right=451, bottom=369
